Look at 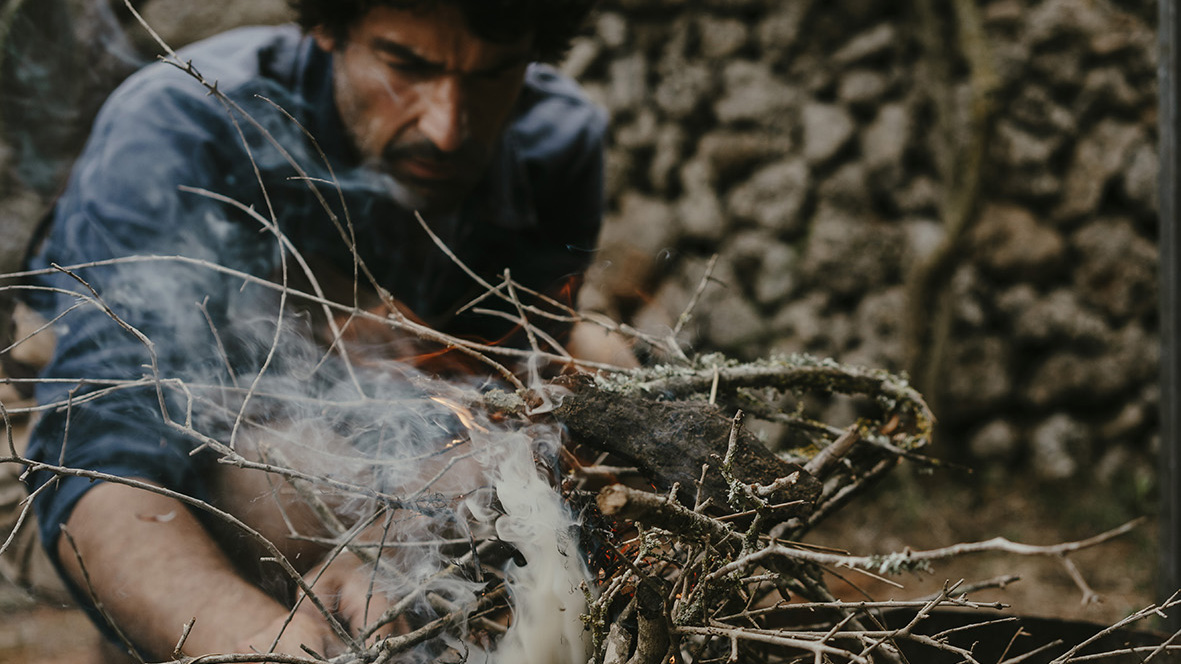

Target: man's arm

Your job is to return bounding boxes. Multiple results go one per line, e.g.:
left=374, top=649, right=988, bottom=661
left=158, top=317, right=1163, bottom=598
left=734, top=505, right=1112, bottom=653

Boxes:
left=58, top=480, right=340, bottom=659
left=567, top=322, right=640, bottom=368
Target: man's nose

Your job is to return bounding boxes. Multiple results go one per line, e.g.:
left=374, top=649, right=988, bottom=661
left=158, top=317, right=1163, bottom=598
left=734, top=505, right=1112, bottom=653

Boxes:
left=419, top=76, right=466, bottom=153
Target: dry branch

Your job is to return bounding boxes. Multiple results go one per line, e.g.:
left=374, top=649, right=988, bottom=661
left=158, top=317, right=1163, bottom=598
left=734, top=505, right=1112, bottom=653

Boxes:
left=1, top=274, right=1166, bottom=664
left=904, top=0, right=1001, bottom=400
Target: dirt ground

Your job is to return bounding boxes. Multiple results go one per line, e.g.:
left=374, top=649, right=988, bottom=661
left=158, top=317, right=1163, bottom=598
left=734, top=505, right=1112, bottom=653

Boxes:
left=808, top=467, right=1160, bottom=627
left=0, top=466, right=1162, bottom=663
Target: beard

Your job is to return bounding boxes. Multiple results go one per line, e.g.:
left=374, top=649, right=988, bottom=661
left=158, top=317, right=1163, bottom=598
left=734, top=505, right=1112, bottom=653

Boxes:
left=372, top=133, right=492, bottom=212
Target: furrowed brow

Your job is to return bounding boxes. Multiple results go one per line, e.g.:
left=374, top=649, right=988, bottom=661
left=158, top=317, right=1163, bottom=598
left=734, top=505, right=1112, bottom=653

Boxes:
left=371, top=37, right=442, bottom=70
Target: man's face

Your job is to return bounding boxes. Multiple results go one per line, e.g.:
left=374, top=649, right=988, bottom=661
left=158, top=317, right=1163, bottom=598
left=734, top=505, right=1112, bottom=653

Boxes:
left=314, top=5, right=533, bottom=212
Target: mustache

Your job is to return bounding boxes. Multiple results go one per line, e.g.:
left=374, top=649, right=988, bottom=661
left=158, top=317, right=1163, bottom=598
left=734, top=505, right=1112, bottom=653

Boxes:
left=380, top=137, right=488, bottom=168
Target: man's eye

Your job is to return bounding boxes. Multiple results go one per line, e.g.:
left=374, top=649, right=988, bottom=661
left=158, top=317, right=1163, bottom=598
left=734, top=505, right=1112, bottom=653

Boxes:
left=385, top=60, right=434, bottom=76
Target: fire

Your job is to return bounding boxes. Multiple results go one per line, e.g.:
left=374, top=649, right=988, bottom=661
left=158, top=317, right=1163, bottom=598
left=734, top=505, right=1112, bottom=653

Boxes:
left=557, top=275, right=582, bottom=307
left=429, top=395, right=490, bottom=433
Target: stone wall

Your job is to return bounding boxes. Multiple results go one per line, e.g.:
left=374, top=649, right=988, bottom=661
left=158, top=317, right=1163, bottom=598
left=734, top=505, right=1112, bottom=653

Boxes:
left=571, top=0, right=1160, bottom=486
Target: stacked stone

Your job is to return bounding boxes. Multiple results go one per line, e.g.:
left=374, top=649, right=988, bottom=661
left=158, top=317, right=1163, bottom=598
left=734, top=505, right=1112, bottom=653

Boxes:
left=573, top=0, right=1159, bottom=484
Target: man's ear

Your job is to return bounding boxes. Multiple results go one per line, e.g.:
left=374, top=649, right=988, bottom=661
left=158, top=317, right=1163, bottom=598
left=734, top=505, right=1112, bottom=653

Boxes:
left=310, top=26, right=337, bottom=52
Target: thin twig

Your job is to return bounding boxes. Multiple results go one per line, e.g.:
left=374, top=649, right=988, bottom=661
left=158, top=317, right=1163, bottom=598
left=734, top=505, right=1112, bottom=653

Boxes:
left=60, top=526, right=147, bottom=664
left=173, top=618, right=197, bottom=659
left=672, top=254, right=720, bottom=338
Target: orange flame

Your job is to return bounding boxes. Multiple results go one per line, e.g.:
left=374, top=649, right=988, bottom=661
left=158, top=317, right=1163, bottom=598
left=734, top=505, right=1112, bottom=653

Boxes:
left=429, top=396, right=490, bottom=434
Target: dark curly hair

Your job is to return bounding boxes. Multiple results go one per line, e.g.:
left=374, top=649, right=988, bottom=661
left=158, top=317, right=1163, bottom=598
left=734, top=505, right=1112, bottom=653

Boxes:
left=290, top=0, right=598, bottom=63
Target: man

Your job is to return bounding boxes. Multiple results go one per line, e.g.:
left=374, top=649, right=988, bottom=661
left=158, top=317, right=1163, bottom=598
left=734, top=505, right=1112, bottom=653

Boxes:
left=22, top=0, right=607, bottom=659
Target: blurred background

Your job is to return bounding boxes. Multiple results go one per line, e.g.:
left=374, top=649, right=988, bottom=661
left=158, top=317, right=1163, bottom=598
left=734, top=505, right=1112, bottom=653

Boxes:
left=0, top=0, right=1164, bottom=660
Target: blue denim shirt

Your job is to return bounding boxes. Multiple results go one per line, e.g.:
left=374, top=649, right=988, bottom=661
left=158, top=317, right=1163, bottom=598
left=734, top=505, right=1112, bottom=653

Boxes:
left=25, top=26, right=605, bottom=576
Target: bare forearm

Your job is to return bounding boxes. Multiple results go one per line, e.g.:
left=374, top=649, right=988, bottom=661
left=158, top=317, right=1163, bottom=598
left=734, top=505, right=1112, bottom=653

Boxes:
left=57, top=480, right=295, bottom=658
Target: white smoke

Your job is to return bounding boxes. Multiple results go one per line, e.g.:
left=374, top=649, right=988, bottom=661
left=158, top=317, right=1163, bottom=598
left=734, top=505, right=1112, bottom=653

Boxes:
left=227, top=357, right=593, bottom=662
left=471, top=422, right=592, bottom=664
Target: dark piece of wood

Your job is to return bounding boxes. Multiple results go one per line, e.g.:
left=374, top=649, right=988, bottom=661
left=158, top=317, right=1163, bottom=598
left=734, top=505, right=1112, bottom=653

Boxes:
left=549, top=377, right=821, bottom=517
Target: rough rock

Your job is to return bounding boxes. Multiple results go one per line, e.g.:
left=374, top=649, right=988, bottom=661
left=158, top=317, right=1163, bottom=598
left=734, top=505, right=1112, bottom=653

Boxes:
left=862, top=103, right=911, bottom=189
left=970, top=204, right=1066, bottom=282
left=697, top=16, right=749, bottom=58
left=702, top=0, right=768, bottom=10
left=1030, top=413, right=1091, bottom=481
left=607, top=54, right=650, bottom=113
left=654, top=60, right=714, bottom=120
left=1121, top=141, right=1159, bottom=212
left=725, top=232, right=798, bottom=306
left=769, top=293, right=830, bottom=351
left=1024, top=323, right=1157, bottom=407
left=950, top=266, right=988, bottom=329
left=799, top=204, right=904, bottom=299
left=994, top=120, right=1061, bottom=167
left=831, top=24, right=896, bottom=66
left=999, top=170, right=1064, bottom=203
left=631, top=279, right=686, bottom=342
left=1029, top=49, right=1085, bottom=91
left=560, top=38, right=602, bottom=79
left=1055, top=120, right=1144, bottom=221
left=757, top=3, right=810, bottom=54
left=892, top=176, right=941, bottom=214
left=753, top=243, right=799, bottom=306
left=984, top=0, right=1024, bottom=26
left=838, top=70, right=890, bottom=106
left=941, top=336, right=1013, bottom=418
left=693, top=131, right=795, bottom=186
left=726, top=158, right=811, bottom=233
left=1078, top=67, right=1143, bottom=115
left=714, top=61, right=801, bottom=125
left=1007, top=288, right=1110, bottom=346
left=596, top=12, right=629, bottom=48
left=677, top=192, right=727, bottom=242
left=693, top=261, right=770, bottom=354
left=1072, top=217, right=1157, bottom=320
left=1099, top=401, right=1149, bottom=442
left=802, top=102, right=856, bottom=165
left=603, top=149, right=634, bottom=201
left=988, top=40, right=1034, bottom=84
left=614, top=110, right=660, bottom=149
left=701, top=289, right=769, bottom=355
left=631, top=22, right=675, bottom=54
left=816, top=162, right=871, bottom=212
left=1009, top=85, right=1077, bottom=135
left=679, top=158, right=713, bottom=196
left=1026, top=0, right=1112, bottom=46
left=863, top=104, right=910, bottom=166
left=969, top=420, right=1021, bottom=461
left=596, top=194, right=677, bottom=297
left=790, top=53, right=838, bottom=96
left=649, top=125, right=687, bottom=193
left=843, top=286, right=905, bottom=370
left=134, top=0, right=291, bottom=50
